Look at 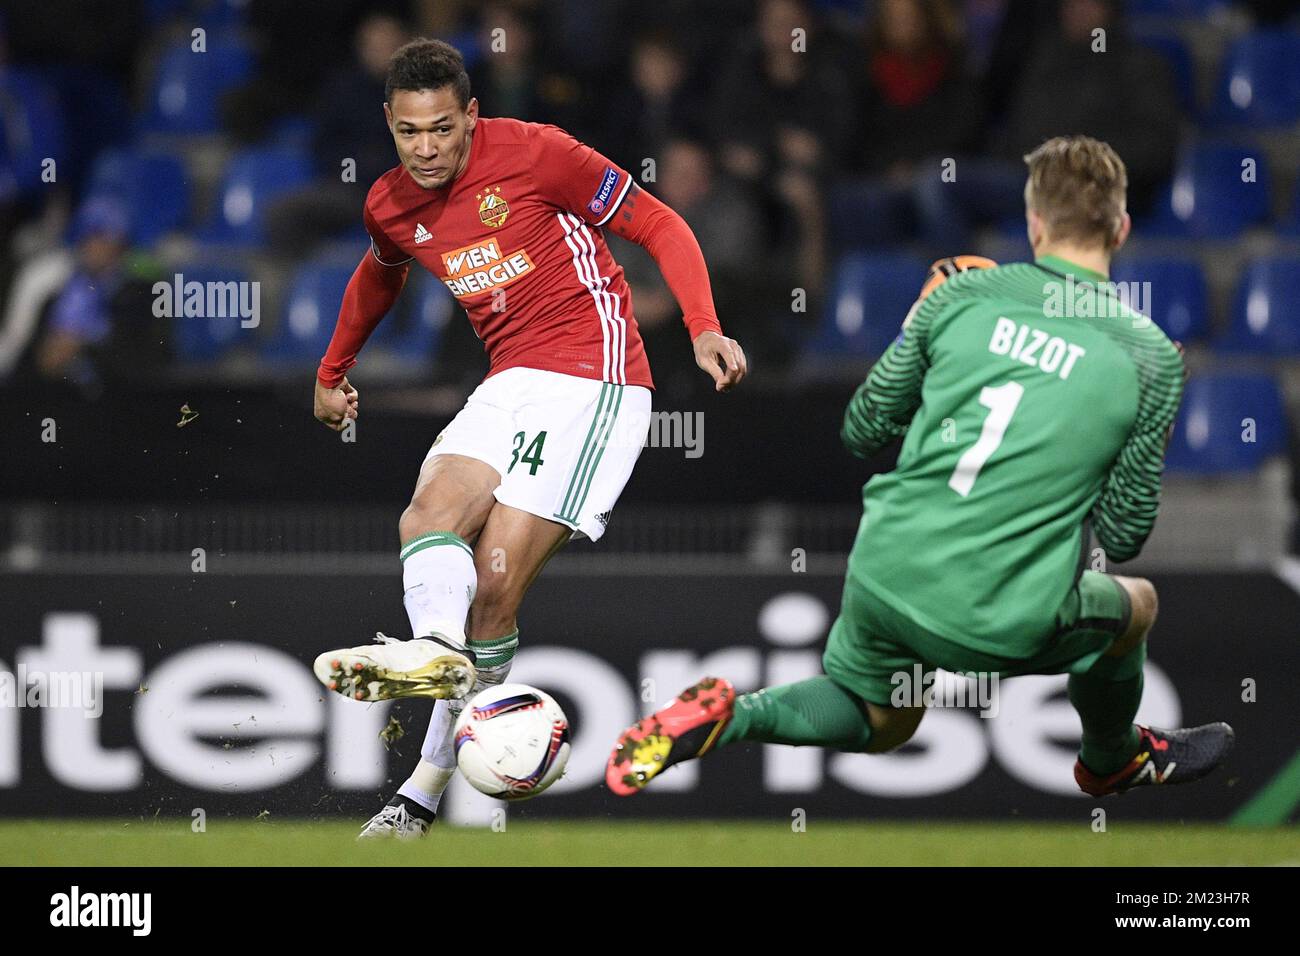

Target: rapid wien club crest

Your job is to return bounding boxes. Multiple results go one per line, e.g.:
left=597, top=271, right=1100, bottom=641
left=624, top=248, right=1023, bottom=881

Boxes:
left=477, top=185, right=509, bottom=228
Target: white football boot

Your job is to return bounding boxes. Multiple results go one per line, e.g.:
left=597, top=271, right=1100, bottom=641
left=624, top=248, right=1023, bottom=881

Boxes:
left=314, top=633, right=477, bottom=702
left=357, top=803, right=431, bottom=841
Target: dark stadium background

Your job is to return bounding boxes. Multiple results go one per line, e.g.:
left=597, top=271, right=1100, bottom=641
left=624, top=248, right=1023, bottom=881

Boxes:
left=1, top=0, right=1298, bottom=832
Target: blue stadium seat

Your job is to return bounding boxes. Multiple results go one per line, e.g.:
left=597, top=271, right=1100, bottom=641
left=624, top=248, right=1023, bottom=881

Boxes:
left=86, top=148, right=189, bottom=247
left=1211, top=30, right=1300, bottom=128
left=144, top=0, right=189, bottom=23
left=269, top=114, right=318, bottom=151
left=827, top=179, right=915, bottom=250
left=370, top=276, right=452, bottom=366
left=141, top=36, right=253, bottom=134
left=1132, top=28, right=1198, bottom=116
left=446, top=29, right=484, bottom=71
left=146, top=0, right=247, bottom=30
left=1283, top=186, right=1300, bottom=237
left=40, top=65, right=131, bottom=184
left=200, top=147, right=314, bottom=245
left=168, top=265, right=255, bottom=363
left=1144, top=143, right=1270, bottom=238
left=1125, top=0, right=1227, bottom=15
left=1164, top=373, right=1287, bottom=474
left=0, top=69, right=67, bottom=198
left=262, top=261, right=367, bottom=363
left=1108, top=256, right=1208, bottom=343
left=198, top=0, right=251, bottom=30
left=954, top=218, right=1029, bottom=271
left=1221, top=257, right=1300, bottom=354
left=811, top=254, right=928, bottom=357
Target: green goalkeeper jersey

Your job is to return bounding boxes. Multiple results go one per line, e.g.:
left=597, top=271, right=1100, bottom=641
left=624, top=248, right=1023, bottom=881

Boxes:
left=840, top=255, right=1184, bottom=657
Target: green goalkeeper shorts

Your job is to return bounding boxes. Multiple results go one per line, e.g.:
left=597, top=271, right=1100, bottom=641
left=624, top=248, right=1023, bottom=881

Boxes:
left=822, top=570, right=1133, bottom=706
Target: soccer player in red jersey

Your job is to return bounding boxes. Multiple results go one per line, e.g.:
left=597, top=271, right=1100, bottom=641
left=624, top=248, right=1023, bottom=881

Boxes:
left=310, top=39, right=746, bottom=837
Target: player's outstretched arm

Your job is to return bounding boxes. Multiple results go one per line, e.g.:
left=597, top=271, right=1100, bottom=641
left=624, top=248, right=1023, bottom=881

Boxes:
left=1091, top=338, right=1186, bottom=562
left=607, top=184, right=746, bottom=392
left=313, top=251, right=409, bottom=431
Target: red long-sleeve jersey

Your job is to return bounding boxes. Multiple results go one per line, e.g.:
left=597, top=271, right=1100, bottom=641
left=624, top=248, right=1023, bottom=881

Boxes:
left=318, top=116, right=722, bottom=390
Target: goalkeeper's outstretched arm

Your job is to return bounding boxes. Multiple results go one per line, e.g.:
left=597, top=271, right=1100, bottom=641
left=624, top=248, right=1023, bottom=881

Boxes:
left=841, top=306, right=934, bottom=458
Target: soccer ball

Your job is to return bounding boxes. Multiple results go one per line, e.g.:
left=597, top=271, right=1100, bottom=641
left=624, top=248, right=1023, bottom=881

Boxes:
left=918, top=255, right=998, bottom=300
left=904, top=255, right=997, bottom=330
left=453, top=683, right=571, bottom=800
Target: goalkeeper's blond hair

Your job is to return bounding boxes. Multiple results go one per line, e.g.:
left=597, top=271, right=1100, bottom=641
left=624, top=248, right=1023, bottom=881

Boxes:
left=1023, top=136, right=1128, bottom=248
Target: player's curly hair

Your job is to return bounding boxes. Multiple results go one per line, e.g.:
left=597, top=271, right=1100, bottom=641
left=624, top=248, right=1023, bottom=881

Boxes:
left=385, top=38, right=471, bottom=106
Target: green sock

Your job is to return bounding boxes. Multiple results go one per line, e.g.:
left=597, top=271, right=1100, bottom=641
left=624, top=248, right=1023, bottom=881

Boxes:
left=718, top=676, right=873, bottom=752
left=1069, top=641, right=1145, bottom=775
left=467, top=629, right=519, bottom=670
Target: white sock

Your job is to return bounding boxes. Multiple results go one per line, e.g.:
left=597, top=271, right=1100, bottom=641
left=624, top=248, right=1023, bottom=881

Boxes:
left=397, top=755, right=456, bottom=813
left=423, top=700, right=459, bottom=765
left=400, top=532, right=476, bottom=647
left=399, top=631, right=519, bottom=811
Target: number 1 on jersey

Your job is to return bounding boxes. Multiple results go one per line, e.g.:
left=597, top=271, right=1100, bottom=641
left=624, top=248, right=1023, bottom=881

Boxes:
left=948, top=381, right=1024, bottom=497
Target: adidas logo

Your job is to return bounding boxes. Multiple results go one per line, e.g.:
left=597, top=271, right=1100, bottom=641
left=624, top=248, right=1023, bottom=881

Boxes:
left=414, top=223, right=432, bottom=244
left=595, top=510, right=611, bottom=528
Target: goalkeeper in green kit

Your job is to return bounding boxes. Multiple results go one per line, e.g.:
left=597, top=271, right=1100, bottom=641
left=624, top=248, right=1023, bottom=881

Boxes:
left=606, top=135, right=1234, bottom=799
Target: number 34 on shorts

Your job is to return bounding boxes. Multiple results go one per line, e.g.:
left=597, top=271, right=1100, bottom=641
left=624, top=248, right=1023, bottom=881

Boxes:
left=509, top=430, right=547, bottom=475
left=425, top=367, right=653, bottom=541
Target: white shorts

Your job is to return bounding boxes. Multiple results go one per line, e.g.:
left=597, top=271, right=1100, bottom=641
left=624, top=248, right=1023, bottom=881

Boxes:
left=425, top=367, right=652, bottom=541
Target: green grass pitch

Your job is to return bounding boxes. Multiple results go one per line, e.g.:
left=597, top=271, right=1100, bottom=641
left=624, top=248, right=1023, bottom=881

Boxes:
left=2, top=820, right=1297, bottom=866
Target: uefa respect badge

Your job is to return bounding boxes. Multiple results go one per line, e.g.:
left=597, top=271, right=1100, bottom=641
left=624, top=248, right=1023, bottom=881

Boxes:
left=588, top=167, right=620, bottom=215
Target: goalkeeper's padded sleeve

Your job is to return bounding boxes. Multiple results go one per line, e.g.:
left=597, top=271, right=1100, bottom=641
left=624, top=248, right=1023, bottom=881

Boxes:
left=1089, top=338, right=1184, bottom=562
left=841, top=309, right=932, bottom=459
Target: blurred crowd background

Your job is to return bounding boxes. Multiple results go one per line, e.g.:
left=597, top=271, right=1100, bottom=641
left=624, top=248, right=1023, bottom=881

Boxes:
left=1, top=0, right=1298, bottom=491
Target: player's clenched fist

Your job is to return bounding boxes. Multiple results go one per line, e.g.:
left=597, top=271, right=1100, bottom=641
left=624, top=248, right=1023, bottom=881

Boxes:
left=314, top=376, right=359, bottom=431
left=692, top=330, right=747, bottom=393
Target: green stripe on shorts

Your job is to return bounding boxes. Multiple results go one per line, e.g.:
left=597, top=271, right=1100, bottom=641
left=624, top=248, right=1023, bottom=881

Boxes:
left=567, top=385, right=623, bottom=523
left=556, top=383, right=619, bottom=524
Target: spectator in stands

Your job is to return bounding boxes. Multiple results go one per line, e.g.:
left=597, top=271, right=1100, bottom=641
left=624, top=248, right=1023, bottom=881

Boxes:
left=612, top=136, right=793, bottom=393
left=0, top=13, right=72, bottom=294
left=914, top=0, right=1180, bottom=251
left=1242, top=0, right=1296, bottom=24
left=707, top=0, right=844, bottom=310
left=264, top=13, right=410, bottom=254
left=836, top=0, right=981, bottom=246
left=710, top=0, right=851, bottom=185
left=602, top=30, right=707, bottom=172
left=978, top=0, right=1060, bottom=129
left=532, top=0, right=636, bottom=99
left=221, top=0, right=382, bottom=144
left=34, top=198, right=130, bottom=386
left=994, top=0, right=1179, bottom=208
left=849, top=0, right=979, bottom=176
left=473, top=2, right=549, bottom=123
